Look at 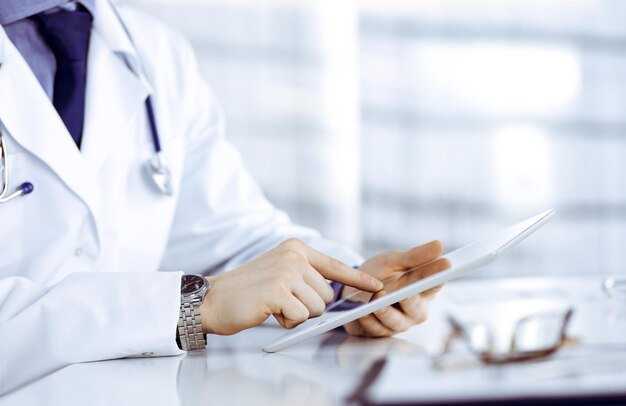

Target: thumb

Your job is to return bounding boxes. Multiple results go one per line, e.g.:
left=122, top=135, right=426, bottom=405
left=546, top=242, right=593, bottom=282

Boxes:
left=398, top=240, right=444, bottom=270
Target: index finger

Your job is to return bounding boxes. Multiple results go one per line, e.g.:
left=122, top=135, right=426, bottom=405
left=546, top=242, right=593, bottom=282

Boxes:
left=300, top=246, right=383, bottom=293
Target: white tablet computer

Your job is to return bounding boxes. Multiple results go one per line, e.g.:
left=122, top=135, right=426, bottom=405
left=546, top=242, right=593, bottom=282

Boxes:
left=262, top=209, right=555, bottom=353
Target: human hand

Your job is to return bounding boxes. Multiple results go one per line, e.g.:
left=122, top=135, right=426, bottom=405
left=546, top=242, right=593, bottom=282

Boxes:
left=342, top=240, right=450, bottom=337
left=201, top=239, right=383, bottom=335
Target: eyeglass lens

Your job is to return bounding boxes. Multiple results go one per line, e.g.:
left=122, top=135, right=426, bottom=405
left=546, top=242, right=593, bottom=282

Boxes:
left=603, top=277, right=626, bottom=299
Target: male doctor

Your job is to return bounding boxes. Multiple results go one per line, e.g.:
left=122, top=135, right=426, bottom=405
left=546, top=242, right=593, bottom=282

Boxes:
left=0, top=0, right=449, bottom=394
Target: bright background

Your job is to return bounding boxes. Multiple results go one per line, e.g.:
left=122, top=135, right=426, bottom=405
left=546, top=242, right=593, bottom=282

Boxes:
left=126, top=0, right=626, bottom=278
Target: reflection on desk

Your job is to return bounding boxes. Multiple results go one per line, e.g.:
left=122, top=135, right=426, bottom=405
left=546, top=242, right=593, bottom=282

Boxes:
left=1, top=275, right=625, bottom=406
left=0, top=323, right=425, bottom=406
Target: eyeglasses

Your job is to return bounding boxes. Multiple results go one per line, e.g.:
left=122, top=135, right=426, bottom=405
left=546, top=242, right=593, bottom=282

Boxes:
left=434, top=308, right=576, bottom=370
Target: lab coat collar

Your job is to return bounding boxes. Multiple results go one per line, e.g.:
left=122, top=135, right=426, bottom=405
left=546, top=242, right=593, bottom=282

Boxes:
left=92, top=0, right=154, bottom=94
left=0, top=0, right=152, bottom=93
left=0, top=28, right=4, bottom=67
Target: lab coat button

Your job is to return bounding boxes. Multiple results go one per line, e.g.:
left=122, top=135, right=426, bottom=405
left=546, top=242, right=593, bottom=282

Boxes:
left=74, top=247, right=84, bottom=257
left=142, top=352, right=154, bottom=357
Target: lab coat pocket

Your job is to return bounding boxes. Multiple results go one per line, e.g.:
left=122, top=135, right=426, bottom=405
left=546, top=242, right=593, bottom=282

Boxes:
left=0, top=158, right=24, bottom=268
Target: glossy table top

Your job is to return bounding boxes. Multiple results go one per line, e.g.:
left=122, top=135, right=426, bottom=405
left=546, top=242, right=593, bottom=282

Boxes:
left=2, top=275, right=626, bottom=405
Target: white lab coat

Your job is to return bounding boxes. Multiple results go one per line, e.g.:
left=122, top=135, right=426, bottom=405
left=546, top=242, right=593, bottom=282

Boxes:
left=0, top=0, right=362, bottom=394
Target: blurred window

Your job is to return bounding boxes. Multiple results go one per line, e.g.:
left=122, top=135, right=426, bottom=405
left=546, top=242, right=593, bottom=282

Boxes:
left=127, top=0, right=626, bottom=277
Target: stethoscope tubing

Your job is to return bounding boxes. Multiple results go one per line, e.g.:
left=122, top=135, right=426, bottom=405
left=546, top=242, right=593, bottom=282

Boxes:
left=145, top=97, right=162, bottom=154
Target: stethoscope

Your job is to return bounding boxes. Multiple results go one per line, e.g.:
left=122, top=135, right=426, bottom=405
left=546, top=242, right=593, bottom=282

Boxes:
left=0, top=133, right=34, bottom=203
left=0, top=2, right=174, bottom=204
left=143, top=96, right=174, bottom=196
left=0, top=97, right=172, bottom=203
left=112, top=0, right=174, bottom=197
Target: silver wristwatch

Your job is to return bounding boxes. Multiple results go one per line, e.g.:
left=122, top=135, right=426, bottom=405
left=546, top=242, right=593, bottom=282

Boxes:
left=178, top=274, right=210, bottom=351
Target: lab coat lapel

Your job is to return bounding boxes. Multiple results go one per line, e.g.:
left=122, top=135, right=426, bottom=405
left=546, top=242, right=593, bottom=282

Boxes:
left=0, top=29, right=104, bottom=238
left=80, top=29, right=150, bottom=174
left=0, top=27, right=4, bottom=67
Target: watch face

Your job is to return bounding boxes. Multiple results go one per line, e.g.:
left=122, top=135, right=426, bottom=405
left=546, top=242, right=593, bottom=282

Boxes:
left=181, top=275, right=206, bottom=296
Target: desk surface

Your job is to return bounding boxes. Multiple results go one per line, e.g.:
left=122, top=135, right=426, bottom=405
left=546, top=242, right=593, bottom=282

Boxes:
left=2, top=275, right=626, bottom=406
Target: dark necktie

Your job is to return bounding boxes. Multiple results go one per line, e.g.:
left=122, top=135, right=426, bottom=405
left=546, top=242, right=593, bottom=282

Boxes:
left=33, top=8, right=93, bottom=148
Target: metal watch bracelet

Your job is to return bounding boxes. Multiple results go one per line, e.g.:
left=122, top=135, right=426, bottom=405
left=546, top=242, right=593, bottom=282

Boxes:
left=177, top=299, right=206, bottom=351
left=178, top=274, right=210, bottom=351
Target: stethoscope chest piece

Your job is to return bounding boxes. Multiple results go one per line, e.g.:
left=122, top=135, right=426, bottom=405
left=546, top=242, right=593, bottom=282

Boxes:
left=0, top=132, right=35, bottom=203
left=147, top=152, right=174, bottom=196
